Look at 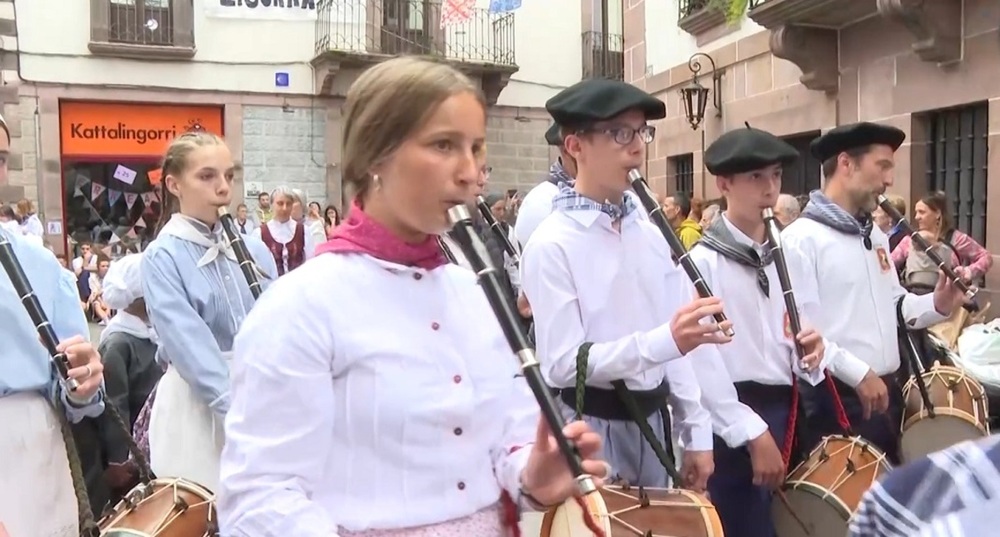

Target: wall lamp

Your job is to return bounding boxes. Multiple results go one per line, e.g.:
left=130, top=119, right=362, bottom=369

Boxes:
left=680, top=52, right=723, bottom=130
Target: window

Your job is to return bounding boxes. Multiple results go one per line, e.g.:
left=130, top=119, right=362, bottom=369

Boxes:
left=669, top=153, right=695, bottom=194
left=63, top=161, right=163, bottom=259
left=381, top=0, right=434, bottom=55
left=90, top=0, right=195, bottom=59
left=922, top=102, right=989, bottom=245
left=781, top=131, right=821, bottom=195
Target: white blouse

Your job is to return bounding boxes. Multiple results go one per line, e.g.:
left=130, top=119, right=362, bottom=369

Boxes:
left=218, top=253, right=538, bottom=537
left=520, top=207, right=749, bottom=451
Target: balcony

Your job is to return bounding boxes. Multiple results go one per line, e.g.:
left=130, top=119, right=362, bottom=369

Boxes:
left=313, top=0, right=518, bottom=103
left=747, top=0, right=960, bottom=95
left=746, top=0, right=877, bottom=30
left=677, top=0, right=725, bottom=36
left=582, top=31, right=624, bottom=81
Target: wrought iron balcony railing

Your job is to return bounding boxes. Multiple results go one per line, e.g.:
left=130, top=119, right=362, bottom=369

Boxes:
left=678, top=0, right=711, bottom=19
left=315, top=0, right=516, bottom=66
left=582, top=31, right=624, bottom=80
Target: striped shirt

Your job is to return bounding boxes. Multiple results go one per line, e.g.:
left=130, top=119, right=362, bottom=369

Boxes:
left=849, top=435, right=1000, bottom=536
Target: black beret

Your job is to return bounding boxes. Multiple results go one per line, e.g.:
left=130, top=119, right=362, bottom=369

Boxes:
left=810, top=122, right=906, bottom=162
left=544, top=123, right=562, bottom=146
left=705, top=126, right=799, bottom=176
left=545, top=79, right=666, bottom=126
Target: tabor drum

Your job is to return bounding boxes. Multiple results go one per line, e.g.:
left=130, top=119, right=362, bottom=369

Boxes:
left=772, top=436, right=890, bottom=537
left=99, top=478, right=217, bottom=536
left=900, top=363, right=990, bottom=462
left=539, top=485, right=722, bottom=537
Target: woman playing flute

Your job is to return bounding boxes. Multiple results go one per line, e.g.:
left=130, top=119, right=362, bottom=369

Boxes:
left=142, top=131, right=277, bottom=491
left=217, top=57, right=608, bottom=537
left=0, top=113, right=106, bottom=536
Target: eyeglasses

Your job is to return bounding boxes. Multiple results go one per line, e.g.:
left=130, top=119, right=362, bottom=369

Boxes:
left=580, top=125, right=656, bottom=145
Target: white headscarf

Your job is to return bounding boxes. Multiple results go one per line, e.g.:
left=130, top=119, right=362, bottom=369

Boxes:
left=102, top=253, right=143, bottom=311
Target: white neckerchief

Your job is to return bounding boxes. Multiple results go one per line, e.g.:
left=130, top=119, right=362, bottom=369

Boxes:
left=100, top=310, right=156, bottom=346
left=159, top=213, right=236, bottom=268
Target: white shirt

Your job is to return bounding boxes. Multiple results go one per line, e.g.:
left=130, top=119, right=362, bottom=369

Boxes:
left=219, top=253, right=537, bottom=537
left=514, top=181, right=560, bottom=248
left=520, top=207, right=740, bottom=451
left=514, top=181, right=648, bottom=249
left=234, top=218, right=256, bottom=235
left=251, top=218, right=318, bottom=273
left=781, top=218, right=946, bottom=387
left=71, top=254, right=98, bottom=274
left=687, top=216, right=826, bottom=446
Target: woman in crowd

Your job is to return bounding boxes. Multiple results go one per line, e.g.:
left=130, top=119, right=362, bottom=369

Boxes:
left=324, top=204, right=341, bottom=238
left=218, top=56, right=607, bottom=537
left=141, top=130, right=277, bottom=491
left=891, top=191, right=993, bottom=290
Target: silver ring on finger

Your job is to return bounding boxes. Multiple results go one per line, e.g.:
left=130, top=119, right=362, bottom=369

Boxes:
left=84, top=364, right=93, bottom=379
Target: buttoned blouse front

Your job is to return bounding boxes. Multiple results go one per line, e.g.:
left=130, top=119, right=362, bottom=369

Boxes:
left=218, top=253, right=537, bottom=537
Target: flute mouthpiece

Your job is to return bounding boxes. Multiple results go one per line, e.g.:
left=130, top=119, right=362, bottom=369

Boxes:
left=876, top=194, right=889, bottom=204
left=447, top=204, right=472, bottom=225
left=627, top=169, right=643, bottom=182
left=762, top=208, right=775, bottom=219
left=217, top=206, right=230, bottom=216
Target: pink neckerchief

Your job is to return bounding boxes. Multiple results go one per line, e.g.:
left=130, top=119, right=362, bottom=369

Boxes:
left=315, top=199, right=448, bottom=270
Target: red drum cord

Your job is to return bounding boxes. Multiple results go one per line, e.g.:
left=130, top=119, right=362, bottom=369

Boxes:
left=573, top=495, right=606, bottom=537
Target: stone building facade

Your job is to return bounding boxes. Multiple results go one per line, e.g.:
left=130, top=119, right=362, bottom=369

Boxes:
left=626, top=0, right=1000, bottom=308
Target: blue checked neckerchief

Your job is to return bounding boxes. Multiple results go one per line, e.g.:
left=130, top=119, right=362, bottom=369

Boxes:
left=801, top=190, right=874, bottom=248
left=551, top=183, right=638, bottom=222
left=546, top=159, right=575, bottom=187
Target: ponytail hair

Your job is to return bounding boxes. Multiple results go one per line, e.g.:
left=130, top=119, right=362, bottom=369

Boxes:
left=152, top=131, right=227, bottom=237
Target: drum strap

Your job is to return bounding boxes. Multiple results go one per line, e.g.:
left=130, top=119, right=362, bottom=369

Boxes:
left=574, top=343, right=683, bottom=485
left=50, top=391, right=100, bottom=537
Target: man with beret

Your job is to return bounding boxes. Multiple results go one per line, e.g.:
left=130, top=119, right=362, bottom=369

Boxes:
left=521, top=78, right=735, bottom=491
left=781, top=121, right=970, bottom=462
left=513, top=123, right=576, bottom=249
left=687, top=126, right=830, bottom=536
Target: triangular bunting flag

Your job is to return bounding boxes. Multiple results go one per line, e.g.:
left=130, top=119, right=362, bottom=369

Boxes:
left=73, top=187, right=84, bottom=198
left=134, top=216, right=146, bottom=229
left=75, top=172, right=91, bottom=190
left=109, top=233, right=121, bottom=245
left=141, top=192, right=155, bottom=205
left=127, top=229, right=137, bottom=238
left=488, top=0, right=521, bottom=13
left=124, top=192, right=139, bottom=209
left=108, top=189, right=123, bottom=206
left=91, top=183, right=106, bottom=200
left=101, top=246, right=112, bottom=257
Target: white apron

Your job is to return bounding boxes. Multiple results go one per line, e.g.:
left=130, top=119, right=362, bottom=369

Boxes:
left=0, top=392, right=77, bottom=537
left=147, top=352, right=232, bottom=493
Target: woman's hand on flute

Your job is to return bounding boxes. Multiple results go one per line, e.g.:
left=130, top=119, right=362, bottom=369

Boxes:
left=519, top=418, right=608, bottom=508
left=60, top=335, right=104, bottom=400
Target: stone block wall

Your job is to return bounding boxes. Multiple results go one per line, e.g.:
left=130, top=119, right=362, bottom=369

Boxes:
left=241, top=105, right=328, bottom=212
left=485, top=105, right=558, bottom=196
left=0, top=0, right=29, bottom=203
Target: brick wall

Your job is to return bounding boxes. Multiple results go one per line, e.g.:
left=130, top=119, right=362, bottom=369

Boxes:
left=0, top=0, right=28, bottom=202
left=241, top=105, right=328, bottom=212
left=485, top=105, right=557, bottom=196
